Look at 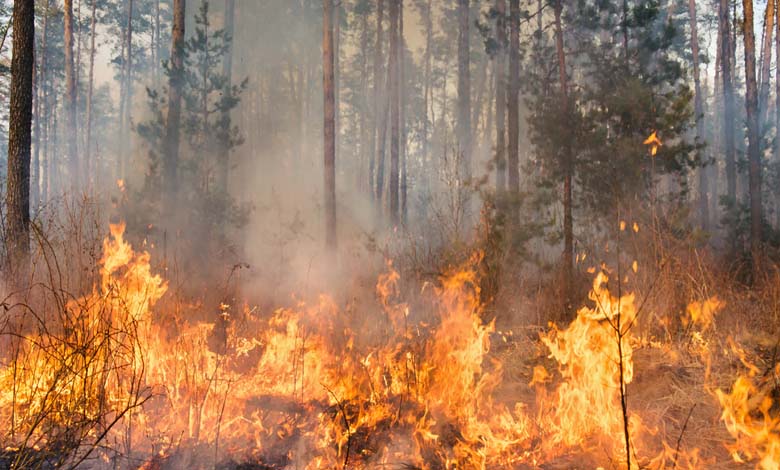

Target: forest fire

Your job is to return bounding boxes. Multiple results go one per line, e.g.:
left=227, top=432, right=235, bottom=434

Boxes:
left=0, top=224, right=776, bottom=470
left=3, top=0, right=780, bottom=467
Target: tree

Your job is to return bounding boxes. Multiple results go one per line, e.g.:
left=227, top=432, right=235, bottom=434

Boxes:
left=219, top=0, right=236, bottom=191
left=370, top=0, right=384, bottom=200
left=494, top=0, right=506, bottom=192
left=324, top=0, right=337, bottom=248
left=507, top=0, right=519, bottom=193
left=742, top=0, right=763, bottom=274
left=6, top=0, right=35, bottom=265
left=85, top=0, right=98, bottom=189
left=688, top=0, right=708, bottom=230
left=164, top=0, right=185, bottom=210
left=388, top=0, right=399, bottom=224
left=457, top=0, right=470, bottom=182
left=720, top=0, right=736, bottom=204
left=554, top=0, right=573, bottom=312
left=64, top=0, right=80, bottom=187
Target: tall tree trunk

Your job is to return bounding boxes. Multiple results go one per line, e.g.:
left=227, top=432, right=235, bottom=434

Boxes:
left=689, top=0, right=709, bottom=230
left=85, top=0, right=97, bottom=190
left=155, top=0, right=161, bottom=84
left=400, top=0, right=407, bottom=224
left=507, top=0, right=520, bottom=192
left=388, top=0, right=400, bottom=224
left=554, top=0, right=573, bottom=313
left=422, top=0, right=432, bottom=201
left=495, top=0, right=507, bottom=192
left=457, top=0, right=471, bottom=182
left=720, top=0, right=736, bottom=204
left=358, top=10, right=369, bottom=192
left=64, top=0, right=80, bottom=188
left=775, top=0, right=780, bottom=227
left=121, top=0, right=134, bottom=179
left=743, top=0, right=763, bottom=275
left=6, top=0, right=35, bottom=265
left=219, top=0, right=236, bottom=192
left=323, top=0, right=337, bottom=249
left=371, top=0, right=384, bottom=200
left=759, top=0, right=774, bottom=125
left=164, top=0, right=186, bottom=210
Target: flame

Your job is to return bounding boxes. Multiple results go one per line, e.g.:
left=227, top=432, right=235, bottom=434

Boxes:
left=0, top=222, right=753, bottom=468
left=716, top=353, right=780, bottom=469
left=644, top=131, right=662, bottom=156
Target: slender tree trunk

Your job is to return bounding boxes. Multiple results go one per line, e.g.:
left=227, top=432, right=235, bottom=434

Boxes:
left=358, top=11, right=369, bottom=192
left=775, top=0, right=780, bottom=227
left=64, top=0, right=80, bottom=188
left=457, top=0, right=471, bottom=182
left=38, top=0, right=52, bottom=205
left=6, top=0, right=35, bottom=266
left=759, top=0, right=774, bottom=125
left=388, top=0, right=400, bottom=224
left=553, top=0, right=573, bottom=313
left=689, top=0, right=709, bottom=230
left=495, top=0, right=507, bottom=192
left=155, top=0, right=161, bottom=84
left=323, top=0, right=337, bottom=249
left=85, top=0, right=97, bottom=190
left=121, top=0, right=134, bottom=179
left=422, top=0, right=432, bottom=201
left=371, top=0, right=384, bottom=200
left=720, top=0, right=736, bottom=204
left=743, top=0, right=763, bottom=275
left=218, top=0, right=236, bottom=192
left=400, top=0, right=407, bottom=224
left=507, top=0, right=520, bottom=192
left=165, top=0, right=186, bottom=210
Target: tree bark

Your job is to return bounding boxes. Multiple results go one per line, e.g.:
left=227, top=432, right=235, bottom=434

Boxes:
left=495, top=0, right=507, bottom=192
left=85, top=0, right=97, bottom=190
left=775, top=0, right=780, bottom=227
left=121, top=0, right=134, bottom=179
left=64, top=0, right=80, bottom=187
left=388, top=0, right=400, bottom=224
left=370, top=0, right=384, bottom=200
left=743, top=0, right=763, bottom=274
left=165, top=0, right=186, bottom=210
left=720, top=0, right=736, bottom=204
left=323, top=0, right=337, bottom=249
left=400, top=0, right=407, bottom=224
left=554, top=0, right=573, bottom=313
left=688, top=0, right=709, bottom=230
left=219, top=0, right=236, bottom=192
left=507, top=0, right=520, bottom=192
left=457, top=0, right=471, bottom=182
left=758, top=0, right=774, bottom=125
left=6, top=0, right=35, bottom=265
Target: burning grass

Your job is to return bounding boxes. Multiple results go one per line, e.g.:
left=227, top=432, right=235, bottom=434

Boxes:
left=1, top=223, right=779, bottom=469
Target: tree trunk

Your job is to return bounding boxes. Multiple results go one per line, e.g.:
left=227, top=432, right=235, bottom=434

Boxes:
left=165, top=0, right=186, bottom=210
left=323, top=0, right=337, bottom=249
left=457, top=0, right=471, bottom=182
left=495, top=0, right=507, bottom=192
left=554, top=0, right=573, bottom=313
left=400, top=0, right=407, bottom=225
left=219, top=0, right=236, bottom=192
left=688, top=0, right=709, bottom=230
left=507, top=0, right=520, bottom=192
left=85, top=0, right=97, bottom=190
left=720, top=0, right=736, bottom=204
left=6, top=0, right=35, bottom=266
left=758, top=0, right=774, bottom=125
left=775, top=0, right=780, bottom=227
left=64, top=0, right=80, bottom=188
left=371, top=0, right=384, bottom=200
left=743, top=0, right=763, bottom=275
left=388, top=0, right=400, bottom=224
left=122, top=0, right=134, bottom=179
